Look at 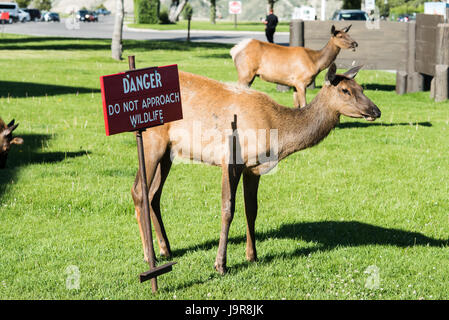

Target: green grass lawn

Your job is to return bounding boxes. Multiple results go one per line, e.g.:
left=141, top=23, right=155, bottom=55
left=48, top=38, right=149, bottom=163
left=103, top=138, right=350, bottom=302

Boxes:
left=0, top=34, right=448, bottom=300
left=127, top=20, right=290, bottom=32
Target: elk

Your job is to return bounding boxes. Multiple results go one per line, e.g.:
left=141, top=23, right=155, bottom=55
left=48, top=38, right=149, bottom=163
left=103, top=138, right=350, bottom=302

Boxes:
left=0, top=119, right=23, bottom=169
left=131, top=63, right=380, bottom=275
left=230, top=25, right=358, bottom=108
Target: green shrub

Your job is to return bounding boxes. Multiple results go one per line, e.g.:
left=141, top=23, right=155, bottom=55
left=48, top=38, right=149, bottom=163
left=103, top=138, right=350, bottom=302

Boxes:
left=134, top=0, right=160, bottom=24
left=182, top=3, right=193, bottom=21
left=159, top=6, right=170, bottom=24
left=390, top=3, right=424, bottom=16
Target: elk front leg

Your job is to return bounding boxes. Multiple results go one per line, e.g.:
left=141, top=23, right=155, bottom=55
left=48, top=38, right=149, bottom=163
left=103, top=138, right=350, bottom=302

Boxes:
left=132, top=162, right=159, bottom=264
left=243, top=171, right=260, bottom=262
left=293, top=84, right=307, bottom=108
left=215, top=164, right=242, bottom=275
left=149, top=150, right=173, bottom=258
left=131, top=136, right=171, bottom=263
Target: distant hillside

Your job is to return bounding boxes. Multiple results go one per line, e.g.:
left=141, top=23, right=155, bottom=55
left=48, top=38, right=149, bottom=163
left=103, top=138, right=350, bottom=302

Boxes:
left=51, top=0, right=134, bottom=14
left=50, top=0, right=342, bottom=21
left=160, top=0, right=343, bottom=21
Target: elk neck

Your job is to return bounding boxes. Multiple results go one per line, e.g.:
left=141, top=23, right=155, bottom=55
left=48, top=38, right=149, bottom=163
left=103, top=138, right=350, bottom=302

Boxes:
left=313, top=39, right=341, bottom=73
left=276, top=89, right=340, bottom=161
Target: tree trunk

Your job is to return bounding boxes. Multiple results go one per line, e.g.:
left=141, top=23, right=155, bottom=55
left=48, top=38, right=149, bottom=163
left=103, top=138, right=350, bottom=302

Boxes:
left=210, top=0, right=216, bottom=24
left=169, top=0, right=188, bottom=23
left=187, top=18, right=191, bottom=41
left=111, top=0, right=124, bottom=61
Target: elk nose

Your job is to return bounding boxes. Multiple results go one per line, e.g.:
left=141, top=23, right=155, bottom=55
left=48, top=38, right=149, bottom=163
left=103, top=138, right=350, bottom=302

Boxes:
left=352, top=41, right=358, bottom=48
left=372, top=105, right=381, bottom=118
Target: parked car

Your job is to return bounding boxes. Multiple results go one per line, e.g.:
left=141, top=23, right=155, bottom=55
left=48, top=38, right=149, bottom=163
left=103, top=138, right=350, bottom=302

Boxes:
left=0, top=1, right=19, bottom=23
left=18, top=9, right=30, bottom=22
left=43, top=12, right=60, bottom=22
left=332, top=9, right=369, bottom=21
left=40, top=10, right=47, bottom=21
left=76, top=10, right=89, bottom=22
left=23, top=8, right=41, bottom=22
left=95, top=8, right=110, bottom=15
left=86, top=11, right=98, bottom=22
left=397, top=14, right=415, bottom=22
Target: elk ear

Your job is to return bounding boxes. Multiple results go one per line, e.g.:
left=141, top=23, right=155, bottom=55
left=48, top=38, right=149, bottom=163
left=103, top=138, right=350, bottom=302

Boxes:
left=325, top=63, right=337, bottom=85
left=344, top=65, right=363, bottom=79
left=343, top=24, right=352, bottom=33
left=11, top=137, right=23, bottom=145
left=331, top=25, right=336, bottom=35
left=2, top=123, right=18, bottom=137
left=7, top=119, right=15, bottom=127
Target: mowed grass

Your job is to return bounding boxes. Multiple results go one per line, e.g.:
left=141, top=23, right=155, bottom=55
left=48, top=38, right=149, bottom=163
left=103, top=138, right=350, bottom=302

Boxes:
left=127, top=20, right=290, bottom=32
left=0, top=34, right=448, bottom=300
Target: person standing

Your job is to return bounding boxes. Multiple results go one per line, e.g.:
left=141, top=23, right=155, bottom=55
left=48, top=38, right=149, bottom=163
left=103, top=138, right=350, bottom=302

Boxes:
left=264, top=9, right=278, bottom=43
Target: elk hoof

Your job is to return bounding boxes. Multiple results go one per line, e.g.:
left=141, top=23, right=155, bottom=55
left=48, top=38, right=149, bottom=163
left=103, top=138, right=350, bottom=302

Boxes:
left=246, top=255, right=258, bottom=262
left=214, top=262, right=227, bottom=275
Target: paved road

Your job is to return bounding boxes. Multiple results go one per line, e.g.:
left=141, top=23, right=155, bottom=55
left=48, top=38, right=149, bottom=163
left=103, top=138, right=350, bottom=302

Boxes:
left=1, top=15, right=289, bottom=45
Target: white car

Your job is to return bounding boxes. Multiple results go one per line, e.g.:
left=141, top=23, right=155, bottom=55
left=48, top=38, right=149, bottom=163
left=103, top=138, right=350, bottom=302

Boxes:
left=18, top=9, right=30, bottom=22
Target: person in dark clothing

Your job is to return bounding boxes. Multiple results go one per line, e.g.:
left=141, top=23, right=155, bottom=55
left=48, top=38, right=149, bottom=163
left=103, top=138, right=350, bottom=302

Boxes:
left=264, top=9, right=278, bottom=43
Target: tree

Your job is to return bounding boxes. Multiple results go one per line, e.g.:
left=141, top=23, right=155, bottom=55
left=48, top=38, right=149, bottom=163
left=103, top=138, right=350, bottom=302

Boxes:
left=31, top=0, right=52, bottom=11
left=183, top=3, right=193, bottom=41
left=16, top=0, right=31, bottom=8
left=342, top=0, right=361, bottom=9
left=111, top=0, right=124, bottom=60
left=168, top=0, right=188, bottom=23
left=268, top=0, right=279, bottom=11
left=210, top=0, right=216, bottom=24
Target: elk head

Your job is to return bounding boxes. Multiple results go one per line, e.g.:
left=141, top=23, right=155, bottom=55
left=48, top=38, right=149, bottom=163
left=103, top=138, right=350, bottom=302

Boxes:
left=324, top=63, right=381, bottom=121
left=0, top=119, right=24, bottom=169
left=331, top=25, right=358, bottom=51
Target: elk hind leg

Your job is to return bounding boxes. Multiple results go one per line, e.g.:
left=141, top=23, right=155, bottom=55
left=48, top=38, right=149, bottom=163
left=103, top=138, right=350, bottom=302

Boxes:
left=215, top=164, right=243, bottom=275
left=243, top=171, right=260, bottom=262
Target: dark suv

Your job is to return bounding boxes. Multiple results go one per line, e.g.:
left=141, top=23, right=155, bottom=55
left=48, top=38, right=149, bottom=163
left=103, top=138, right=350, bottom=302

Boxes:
left=24, top=8, right=41, bottom=21
left=332, top=9, right=369, bottom=21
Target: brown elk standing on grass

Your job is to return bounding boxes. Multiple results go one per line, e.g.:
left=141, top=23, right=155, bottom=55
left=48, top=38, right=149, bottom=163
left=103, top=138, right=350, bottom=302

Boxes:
left=131, top=63, right=380, bottom=274
left=230, top=25, right=358, bottom=108
left=0, top=119, right=23, bottom=169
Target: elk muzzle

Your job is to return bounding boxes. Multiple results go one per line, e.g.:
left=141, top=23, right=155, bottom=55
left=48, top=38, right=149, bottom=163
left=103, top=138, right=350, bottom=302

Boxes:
left=363, top=103, right=381, bottom=121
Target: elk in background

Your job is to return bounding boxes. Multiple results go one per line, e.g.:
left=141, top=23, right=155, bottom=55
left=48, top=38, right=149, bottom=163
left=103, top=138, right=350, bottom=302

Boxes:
left=0, top=119, right=23, bottom=169
left=230, top=25, right=358, bottom=108
left=131, top=63, right=380, bottom=275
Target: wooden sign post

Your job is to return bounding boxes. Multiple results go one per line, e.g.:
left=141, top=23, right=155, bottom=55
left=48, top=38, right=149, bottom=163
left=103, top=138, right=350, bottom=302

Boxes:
left=100, top=56, right=182, bottom=293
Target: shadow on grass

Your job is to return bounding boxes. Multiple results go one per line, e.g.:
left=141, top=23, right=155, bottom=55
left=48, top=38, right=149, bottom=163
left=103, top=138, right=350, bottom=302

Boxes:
left=0, top=133, right=90, bottom=198
left=362, top=83, right=396, bottom=91
left=170, top=220, right=447, bottom=276
left=0, top=37, right=233, bottom=51
left=337, top=121, right=432, bottom=129
left=0, top=81, right=100, bottom=98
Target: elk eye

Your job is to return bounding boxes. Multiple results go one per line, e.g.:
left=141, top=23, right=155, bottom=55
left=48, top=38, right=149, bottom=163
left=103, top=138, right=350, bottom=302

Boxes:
left=342, top=88, right=350, bottom=95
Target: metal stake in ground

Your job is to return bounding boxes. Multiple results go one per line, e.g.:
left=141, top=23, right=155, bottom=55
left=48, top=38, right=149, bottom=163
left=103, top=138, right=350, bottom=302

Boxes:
left=128, top=55, right=177, bottom=293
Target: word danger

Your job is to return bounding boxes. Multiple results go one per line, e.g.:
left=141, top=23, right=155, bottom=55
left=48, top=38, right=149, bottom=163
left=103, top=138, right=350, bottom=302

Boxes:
left=122, top=70, right=162, bottom=94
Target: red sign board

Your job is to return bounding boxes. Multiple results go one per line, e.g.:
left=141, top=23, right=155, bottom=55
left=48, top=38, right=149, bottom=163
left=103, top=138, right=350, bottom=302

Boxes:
left=0, top=12, right=10, bottom=20
left=229, top=1, right=242, bottom=14
left=100, top=64, right=183, bottom=136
